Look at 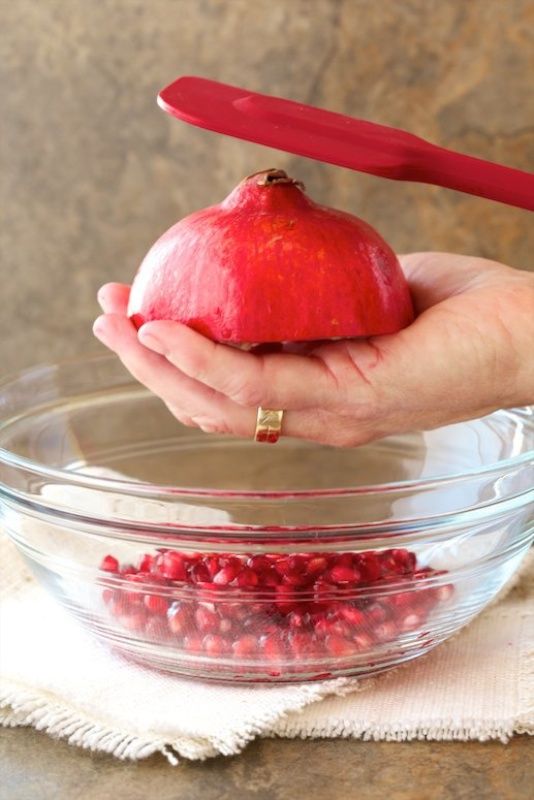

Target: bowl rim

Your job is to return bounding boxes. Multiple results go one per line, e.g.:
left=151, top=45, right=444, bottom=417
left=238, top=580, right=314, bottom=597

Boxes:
left=0, top=353, right=533, bottom=502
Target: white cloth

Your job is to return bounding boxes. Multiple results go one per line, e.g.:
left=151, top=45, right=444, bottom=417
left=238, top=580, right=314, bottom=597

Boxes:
left=0, top=535, right=532, bottom=764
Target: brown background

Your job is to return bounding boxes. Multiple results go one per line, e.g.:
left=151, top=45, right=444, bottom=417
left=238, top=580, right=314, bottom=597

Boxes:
left=1, top=0, right=533, bottom=375
left=1, top=0, right=533, bottom=796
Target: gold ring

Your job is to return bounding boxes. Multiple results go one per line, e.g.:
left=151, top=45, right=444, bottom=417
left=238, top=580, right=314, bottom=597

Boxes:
left=254, top=407, right=284, bottom=444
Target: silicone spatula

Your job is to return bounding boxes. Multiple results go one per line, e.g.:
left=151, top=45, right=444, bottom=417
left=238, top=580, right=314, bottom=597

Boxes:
left=158, top=76, right=534, bottom=211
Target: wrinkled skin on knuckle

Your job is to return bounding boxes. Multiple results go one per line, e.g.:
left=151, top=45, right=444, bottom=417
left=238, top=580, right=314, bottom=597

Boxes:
left=314, top=339, right=384, bottom=408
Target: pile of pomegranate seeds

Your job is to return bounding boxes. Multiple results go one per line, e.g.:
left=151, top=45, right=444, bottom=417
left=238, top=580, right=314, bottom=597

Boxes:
left=99, top=548, right=452, bottom=667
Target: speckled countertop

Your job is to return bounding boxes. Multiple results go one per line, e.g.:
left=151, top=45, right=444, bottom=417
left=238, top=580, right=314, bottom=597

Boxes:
left=0, top=729, right=532, bottom=800
left=1, top=0, right=533, bottom=797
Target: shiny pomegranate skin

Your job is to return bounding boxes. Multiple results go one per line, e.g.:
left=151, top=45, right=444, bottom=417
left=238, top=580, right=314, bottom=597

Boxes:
left=128, top=169, right=414, bottom=343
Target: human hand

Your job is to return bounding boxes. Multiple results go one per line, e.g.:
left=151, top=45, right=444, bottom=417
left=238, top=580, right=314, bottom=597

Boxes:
left=93, top=253, right=534, bottom=447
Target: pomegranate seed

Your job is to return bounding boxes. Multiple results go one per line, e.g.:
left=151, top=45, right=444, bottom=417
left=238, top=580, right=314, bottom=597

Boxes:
left=434, top=583, right=454, bottom=601
left=138, top=553, right=154, bottom=573
left=306, top=556, right=329, bottom=575
left=120, top=611, right=148, bottom=632
left=314, top=618, right=331, bottom=638
left=328, top=620, right=351, bottom=638
left=220, top=602, right=248, bottom=621
left=143, top=594, right=169, bottom=615
left=158, top=551, right=187, bottom=581
left=232, top=635, right=258, bottom=658
left=260, top=634, right=286, bottom=661
left=145, top=616, right=168, bottom=641
left=219, top=618, right=233, bottom=635
left=335, top=553, right=355, bottom=568
left=387, top=591, right=416, bottom=610
left=391, top=549, right=416, bottom=573
left=329, top=565, right=361, bottom=584
left=289, top=632, right=315, bottom=658
left=353, top=632, right=374, bottom=650
left=203, top=634, right=229, bottom=656
left=288, top=610, right=312, bottom=631
left=374, top=621, right=398, bottom=642
left=167, top=602, right=192, bottom=635
left=273, top=557, right=289, bottom=576
left=282, top=570, right=313, bottom=587
left=325, top=635, right=354, bottom=657
left=412, top=588, right=436, bottom=608
left=205, top=556, right=222, bottom=578
left=236, top=568, right=259, bottom=589
left=191, top=562, right=211, bottom=584
left=195, top=606, right=220, bottom=633
left=249, top=601, right=270, bottom=616
left=121, top=582, right=145, bottom=606
left=213, top=565, right=239, bottom=585
left=183, top=635, right=202, bottom=652
left=262, top=571, right=281, bottom=588
left=274, top=586, right=298, bottom=614
left=246, top=555, right=272, bottom=573
left=358, top=554, right=382, bottom=582
left=338, top=605, right=366, bottom=628
left=366, top=602, right=389, bottom=624
left=380, top=551, right=399, bottom=574
left=289, top=555, right=308, bottom=572
left=102, top=588, right=115, bottom=605
left=110, top=595, right=129, bottom=616
left=100, top=555, right=119, bottom=573
left=313, top=580, right=337, bottom=602
left=263, top=622, right=282, bottom=637
left=399, top=612, right=423, bottom=632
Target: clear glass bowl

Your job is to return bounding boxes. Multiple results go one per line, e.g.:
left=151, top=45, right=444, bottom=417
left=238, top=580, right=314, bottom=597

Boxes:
left=0, top=355, right=532, bottom=682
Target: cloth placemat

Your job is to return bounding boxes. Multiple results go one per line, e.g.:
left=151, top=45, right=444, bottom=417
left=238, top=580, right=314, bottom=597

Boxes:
left=0, top=534, right=532, bottom=764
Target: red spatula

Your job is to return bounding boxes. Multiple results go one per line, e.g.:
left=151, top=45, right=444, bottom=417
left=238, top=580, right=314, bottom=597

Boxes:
left=158, top=76, right=533, bottom=211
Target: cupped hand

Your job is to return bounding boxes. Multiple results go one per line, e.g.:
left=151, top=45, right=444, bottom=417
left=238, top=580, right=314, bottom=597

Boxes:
left=93, top=253, right=534, bottom=447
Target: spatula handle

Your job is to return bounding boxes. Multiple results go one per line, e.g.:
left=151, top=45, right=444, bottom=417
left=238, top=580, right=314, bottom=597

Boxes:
left=412, top=146, right=534, bottom=211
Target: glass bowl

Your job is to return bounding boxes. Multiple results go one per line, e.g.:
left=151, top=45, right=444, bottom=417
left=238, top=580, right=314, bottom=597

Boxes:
left=0, top=355, right=532, bottom=683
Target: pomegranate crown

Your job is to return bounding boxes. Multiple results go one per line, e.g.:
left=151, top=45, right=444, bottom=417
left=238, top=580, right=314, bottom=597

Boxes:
left=245, top=168, right=305, bottom=190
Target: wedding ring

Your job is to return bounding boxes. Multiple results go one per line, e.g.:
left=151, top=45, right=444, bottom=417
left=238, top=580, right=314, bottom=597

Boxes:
left=254, top=407, right=284, bottom=444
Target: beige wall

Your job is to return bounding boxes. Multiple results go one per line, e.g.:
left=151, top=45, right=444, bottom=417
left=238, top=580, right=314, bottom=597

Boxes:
left=2, top=0, right=533, bottom=374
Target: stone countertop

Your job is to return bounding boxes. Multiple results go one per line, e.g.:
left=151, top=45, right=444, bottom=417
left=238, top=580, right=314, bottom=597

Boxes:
left=1, top=0, right=533, bottom=797
left=1, top=728, right=533, bottom=800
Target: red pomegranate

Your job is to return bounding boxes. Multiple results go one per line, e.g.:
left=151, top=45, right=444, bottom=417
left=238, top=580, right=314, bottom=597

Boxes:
left=128, top=169, right=414, bottom=343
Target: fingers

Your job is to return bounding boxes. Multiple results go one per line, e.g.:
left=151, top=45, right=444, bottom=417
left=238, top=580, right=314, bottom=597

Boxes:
left=93, top=313, right=184, bottom=393
left=92, top=312, right=371, bottom=443
left=92, top=312, right=258, bottom=436
left=92, top=314, right=351, bottom=442
left=97, top=283, right=131, bottom=315
left=138, top=320, right=339, bottom=410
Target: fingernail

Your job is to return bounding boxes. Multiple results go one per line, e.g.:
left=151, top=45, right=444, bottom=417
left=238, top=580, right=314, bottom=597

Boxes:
left=138, top=327, right=166, bottom=355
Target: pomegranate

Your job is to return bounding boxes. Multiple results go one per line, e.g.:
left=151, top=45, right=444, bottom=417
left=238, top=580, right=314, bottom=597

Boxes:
left=99, top=547, right=452, bottom=673
left=128, top=169, right=414, bottom=343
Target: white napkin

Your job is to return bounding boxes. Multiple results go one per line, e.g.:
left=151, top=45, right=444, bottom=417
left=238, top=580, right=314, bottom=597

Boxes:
left=0, top=535, right=532, bottom=764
